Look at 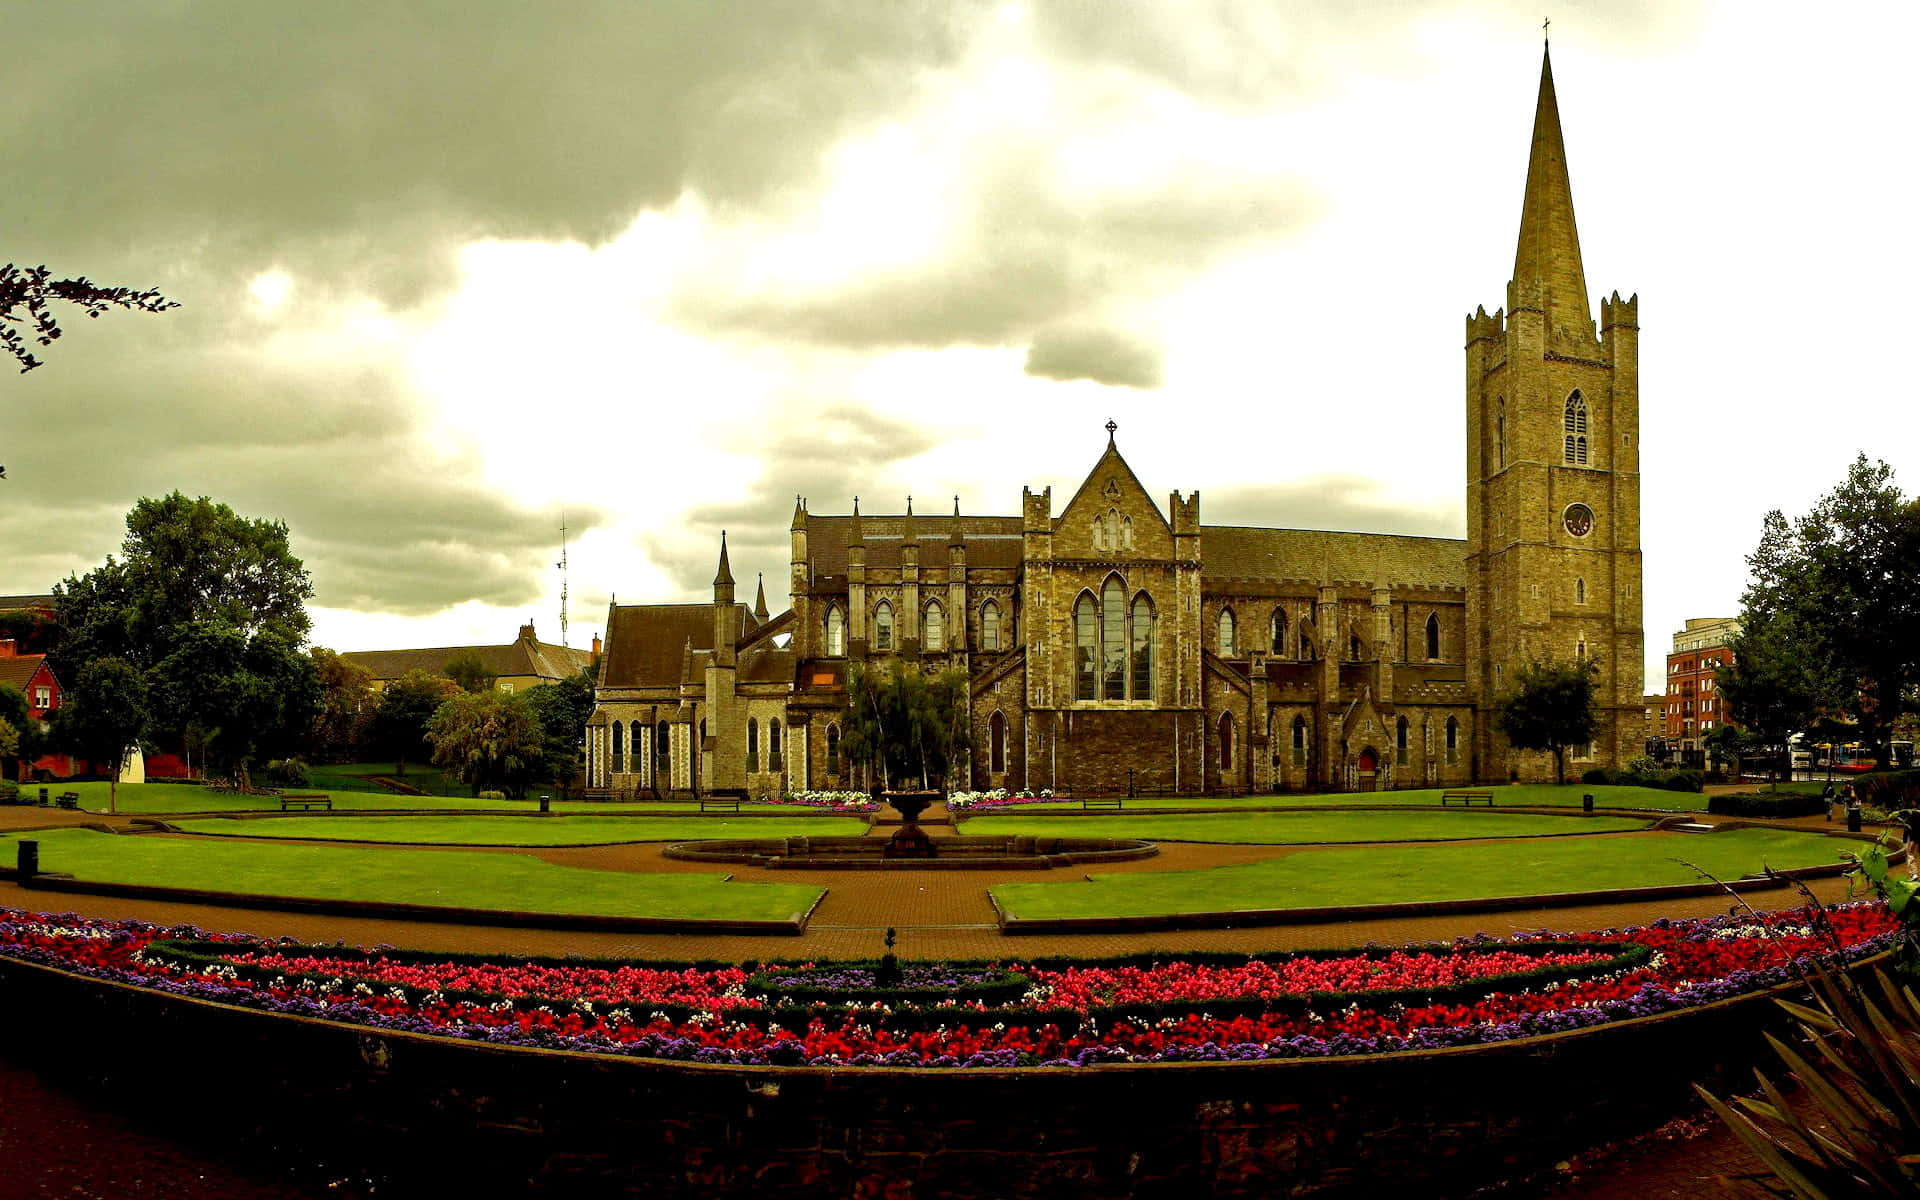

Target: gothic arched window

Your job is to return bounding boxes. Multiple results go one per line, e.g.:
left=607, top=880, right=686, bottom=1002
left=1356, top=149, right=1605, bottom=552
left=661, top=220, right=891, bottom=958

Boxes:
left=746, top=718, right=759, bottom=772
left=923, top=601, right=944, bottom=652
left=1395, top=716, right=1410, bottom=766
left=1101, top=578, right=1126, bottom=699
left=825, top=605, right=845, bottom=656
left=874, top=601, right=894, bottom=652
left=656, top=721, right=670, bottom=773
left=981, top=599, right=1001, bottom=651
left=989, top=710, right=1006, bottom=773
left=769, top=720, right=782, bottom=770
left=1219, top=608, right=1236, bottom=657
left=826, top=723, right=841, bottom=776
left=1291, top=715, right=1308, bottom=766
left=1497, top=397, right=1507, bottom=469
left=1575, top=577, right=1587, bottom=605
left=1218, top=712, right=1235, bottom=771
left=1425, top=613, right=1441, bottom=660
left=1299, top=631, right=1313, bottom=661
left=1564, top=390, right=1590, bottom=465
left=1446, top=716, right=1459, bottom=765
left=611, top=721, right=625, bottom=774
left=1075, top=593, right=1098, bottom=700
left=1131, top=593, right=1155, bottom=700
left=1271, top=608, right=1288, bottom=655
left=1349, top=633, right=1363, bottom=662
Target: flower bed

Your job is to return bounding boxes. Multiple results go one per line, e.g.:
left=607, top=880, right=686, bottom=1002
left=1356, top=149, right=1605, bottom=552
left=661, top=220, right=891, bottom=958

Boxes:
left=768, top=790, right=880, bottom=814
left=947, top=788, right=1055, bottom=811
left=0, top=903, right=1894, bottom=1069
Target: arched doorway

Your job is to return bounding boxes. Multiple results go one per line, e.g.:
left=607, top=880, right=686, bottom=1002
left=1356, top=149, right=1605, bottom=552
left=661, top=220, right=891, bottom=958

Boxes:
left=1356, top=746, right=1380, bottom=793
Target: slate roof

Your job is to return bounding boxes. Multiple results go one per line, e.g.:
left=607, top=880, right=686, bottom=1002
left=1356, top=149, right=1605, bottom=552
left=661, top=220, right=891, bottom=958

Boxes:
left=0, top=654, right=51, bottom=692
left=804, top=515, right=1025, bottom=577
left=1200, top=527, right=1468, bottom=588
left=0, top=595, right=56, bottom=612
left=344, top=637, right=592, bottom=686
left=601, top=604, right=733, bottom=689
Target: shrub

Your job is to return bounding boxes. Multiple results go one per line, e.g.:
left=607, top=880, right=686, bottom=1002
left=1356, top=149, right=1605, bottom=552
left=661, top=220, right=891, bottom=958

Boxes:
left=0, top=780, right=19, bottom=805
left=261, top=758, right=310, bottom=788
left=1853, top=768, right=1920, bottom=812
left=478, top=790, right=506, bottom=801
left=1706, top=791, right=1826, bottom=819
left=1583, top=765, right=1702, bottom=793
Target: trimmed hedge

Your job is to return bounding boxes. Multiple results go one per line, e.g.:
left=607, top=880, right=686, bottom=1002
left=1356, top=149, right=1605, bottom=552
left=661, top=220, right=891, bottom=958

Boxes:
left=1852, top=769, right=1920, bottom=813
left=140, top=938, right=1653, bottom=1034
left=1581, top=767, right=1704, bottom=793
left=1706, top=791, right=1826, bottom=819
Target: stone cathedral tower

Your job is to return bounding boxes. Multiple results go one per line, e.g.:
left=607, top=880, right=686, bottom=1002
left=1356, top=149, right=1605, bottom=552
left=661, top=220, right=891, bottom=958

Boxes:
left=1466, top=46, right=1645, bottom=782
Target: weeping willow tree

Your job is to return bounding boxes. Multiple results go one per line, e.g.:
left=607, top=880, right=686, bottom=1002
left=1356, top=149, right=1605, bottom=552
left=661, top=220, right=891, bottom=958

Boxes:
left=839, top=662, right=972, bottom=792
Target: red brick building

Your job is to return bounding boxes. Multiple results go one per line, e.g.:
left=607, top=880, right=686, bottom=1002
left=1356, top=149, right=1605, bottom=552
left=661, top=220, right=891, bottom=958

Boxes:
left=0, top=637, right=76, bottom=779
left=1663, top=616, right=1739, bottom=766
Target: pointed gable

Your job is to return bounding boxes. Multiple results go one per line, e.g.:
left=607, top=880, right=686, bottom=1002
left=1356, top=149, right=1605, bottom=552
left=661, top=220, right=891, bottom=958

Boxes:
left=1055, top=431, right=1174, bottom=559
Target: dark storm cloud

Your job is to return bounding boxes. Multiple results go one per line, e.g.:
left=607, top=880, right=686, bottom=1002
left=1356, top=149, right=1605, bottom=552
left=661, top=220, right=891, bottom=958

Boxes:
left=1205, top=476, right=1463, bottom=539
left=1025, top=325, right=1163, bottom=388
left=2, top=0, right=982, bottom=297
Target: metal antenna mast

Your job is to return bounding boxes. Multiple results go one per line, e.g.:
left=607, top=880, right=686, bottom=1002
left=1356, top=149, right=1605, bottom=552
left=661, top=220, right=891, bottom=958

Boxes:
left=556, top=514, right=570, bottom=647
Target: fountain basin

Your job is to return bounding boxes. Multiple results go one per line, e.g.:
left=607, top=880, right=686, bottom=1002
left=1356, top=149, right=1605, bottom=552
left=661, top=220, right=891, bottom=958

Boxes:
left=662, top=834, right=1157, bottom=870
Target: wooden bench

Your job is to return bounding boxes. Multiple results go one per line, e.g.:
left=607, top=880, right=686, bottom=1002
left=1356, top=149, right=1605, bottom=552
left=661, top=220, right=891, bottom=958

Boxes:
left=698, top=796, right=742, bottom=813
left=54, top=791, right=80, bottom=810
left=278, top=793, right=334, bottom=812
left=1081, top=796, right=1123, bottom=810
left=1440, top=790, right=1495, bottom=807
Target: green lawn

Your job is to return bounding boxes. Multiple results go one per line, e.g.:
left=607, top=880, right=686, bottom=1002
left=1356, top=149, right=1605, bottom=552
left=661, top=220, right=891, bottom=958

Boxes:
left=960, top=810, right=1649, bottom=844
left=3, top=828, right=821, bottom=921
left=305, top=761, right=473, bottom=797
left=975, top=784, right=1708, bottom=813
left=172, top=815, right=870, bottom=845
left=990, top=829, right=1847, bottom=920
left=46, top=781, right=827, bottom=818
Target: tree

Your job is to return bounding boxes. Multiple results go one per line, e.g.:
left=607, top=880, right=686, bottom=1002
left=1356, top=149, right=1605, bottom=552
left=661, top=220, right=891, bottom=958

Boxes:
left=55, top=492, right=313, bottom=674
left=150, top=626, right=319, bottom=789
left=307, top=648, right=375, bottom=762
left=524, top=669, right=596, bottom=791
left=839, top=663, right=972, bottom=792
left=444, top=652, right=497, bottom=694
left=0, top=685, right=46, bottom=781
left=1701, top=723, right=1751, bottom=779
left=426, top=689, right=545, bottom=798
left=1736, top=457, right=1920, bottom=768
left=371, top=669, right=461, bottom=774
left=1495, top=658, right=1600, bottom=784
left=56, top=659, right=148, bottom=813
left=1718, top=611, right=1821, bottom=787
left=1, top=262, right=177, bottom=374
left=0, top=717, right=17, bottom=764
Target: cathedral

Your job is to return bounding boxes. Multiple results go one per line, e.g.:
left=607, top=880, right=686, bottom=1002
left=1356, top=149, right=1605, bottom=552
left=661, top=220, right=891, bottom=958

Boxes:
left=585, top=47, right=1644, bottom=797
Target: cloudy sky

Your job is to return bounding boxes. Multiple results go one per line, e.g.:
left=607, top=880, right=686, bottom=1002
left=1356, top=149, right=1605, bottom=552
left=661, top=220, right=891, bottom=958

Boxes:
left=4, top=1, right=1916, bottom=691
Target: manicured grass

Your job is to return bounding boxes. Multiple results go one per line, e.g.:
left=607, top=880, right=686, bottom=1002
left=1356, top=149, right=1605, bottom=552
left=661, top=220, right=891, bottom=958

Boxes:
left=171, top=815, right=869, bottom=845
left=47, top=781, right=831, bottom=818
left=2, top=828, right=822, bottom=921
left=306, top=762, right=473, bottom=797
left=982, top=784, right=1708, bottom=813
left=990, top=829, right=1847, bottom=920
left=959, top=811, right=1649, bottom=844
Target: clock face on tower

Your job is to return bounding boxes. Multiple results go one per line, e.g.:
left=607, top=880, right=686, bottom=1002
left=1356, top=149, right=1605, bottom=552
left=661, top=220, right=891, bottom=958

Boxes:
left=1563, top=503, right=1594, bottom=538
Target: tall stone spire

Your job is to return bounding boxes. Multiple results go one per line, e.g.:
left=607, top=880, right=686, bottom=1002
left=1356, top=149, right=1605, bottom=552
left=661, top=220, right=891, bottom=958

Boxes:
left=713, top=530, right=735, bottom=604
left=1510, top=44, right=1591, bottom=335
left=753, top=572, right=769, bottom=623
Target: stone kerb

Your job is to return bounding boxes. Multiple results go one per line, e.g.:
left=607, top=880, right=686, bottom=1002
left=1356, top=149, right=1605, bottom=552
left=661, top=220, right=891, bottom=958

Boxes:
left=0, top=949, right=1832, bottom=1199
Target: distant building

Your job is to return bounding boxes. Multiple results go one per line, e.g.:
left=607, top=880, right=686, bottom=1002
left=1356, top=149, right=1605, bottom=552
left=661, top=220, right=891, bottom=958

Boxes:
left=1643, top=692, right=1664, bottom=756
left=1664, top=617, right=1740, bottom=765
left=342, top=623, right=596, bottom=694
left=0, top=636, right=75, bottom=779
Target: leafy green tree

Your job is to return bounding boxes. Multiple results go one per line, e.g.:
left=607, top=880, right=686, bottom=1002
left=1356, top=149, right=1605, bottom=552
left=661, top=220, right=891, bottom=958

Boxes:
left=1, top=262, right=177, bottom=374
left=150, top=626, right=319, bottom=789
left=444, top=652, right=497, bottom=694
left=1736, top=457, right=1920, bottom=768
left=371, top=669, right=461, bottom=774
left=56, top=658, right=148, bottom=813
left=1718, top=612, right=1822, bottom=787
left=307, top=648, right=374, bottom=762
left=524, top=669, right=596, bottom=790
left=1495, top=658, right=1600, bottom=785
left=426, top=689, right=545, bottom=798
left=0, top=717, right=17, bottom=763
left=839, top=663, right=972, bottom=792
left=0, top=684, right=46, bottom=781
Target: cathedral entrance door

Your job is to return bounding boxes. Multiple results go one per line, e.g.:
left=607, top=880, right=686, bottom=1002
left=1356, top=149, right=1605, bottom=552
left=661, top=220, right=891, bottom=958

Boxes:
left=1356, top=747, right=1379, bottom=793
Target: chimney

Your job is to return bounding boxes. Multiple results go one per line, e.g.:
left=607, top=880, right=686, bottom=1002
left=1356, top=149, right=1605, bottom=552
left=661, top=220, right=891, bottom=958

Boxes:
left=518, top=622, right=537, bottom=643
left=592, top=633, right=603, bottom=657
left=0, top=639, right=15, bottom=659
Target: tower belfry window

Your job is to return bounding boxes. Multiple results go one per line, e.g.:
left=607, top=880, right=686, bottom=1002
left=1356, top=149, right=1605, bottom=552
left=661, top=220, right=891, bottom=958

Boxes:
left=1563, top=390, right=1590, bottom=465
left=1496, top=397, right=1506, bottom=469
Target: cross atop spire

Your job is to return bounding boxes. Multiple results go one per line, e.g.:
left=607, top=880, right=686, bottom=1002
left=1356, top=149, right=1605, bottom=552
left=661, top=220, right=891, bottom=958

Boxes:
left=1105, top=419, right=1117, bottom=443
left=1510, top=43, right=1591, bottom=337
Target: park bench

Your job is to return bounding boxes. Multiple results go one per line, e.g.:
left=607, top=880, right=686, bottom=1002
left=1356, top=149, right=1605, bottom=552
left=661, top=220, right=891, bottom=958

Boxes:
left=698, top=796, right=742, bottom=813
left=1081, top=796, right=1123, bottom=810
left=53, top=792, right=80, bottom=810
left=278, top=793, right=334, bottom=812
left=1440, top=790, right=1495, bottom=807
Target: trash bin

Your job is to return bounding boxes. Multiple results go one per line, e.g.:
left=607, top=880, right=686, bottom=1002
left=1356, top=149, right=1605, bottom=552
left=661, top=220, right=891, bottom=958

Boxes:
left=1582, top=793, right=1594, bottom=814
left=37, top=787, right=48, bottom=806
left=1847, top=806, right=1863, bottom=834
left=539, top=794, right=551, bottom=815
left=17, top=840, right=38, bottom=878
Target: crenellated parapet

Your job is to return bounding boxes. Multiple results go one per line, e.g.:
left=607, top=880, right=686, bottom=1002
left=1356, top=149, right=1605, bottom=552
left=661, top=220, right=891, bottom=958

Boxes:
left=1600, top=290, right=1639, bottom=333
left=1465, top=305, right=1506, bottom=346
left=1169, top=490, right=1201, bottom=536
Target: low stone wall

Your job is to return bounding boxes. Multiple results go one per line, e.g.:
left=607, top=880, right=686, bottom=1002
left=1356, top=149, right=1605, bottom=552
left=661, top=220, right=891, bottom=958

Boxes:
left=0, top=952, right=1799, bottom=1198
